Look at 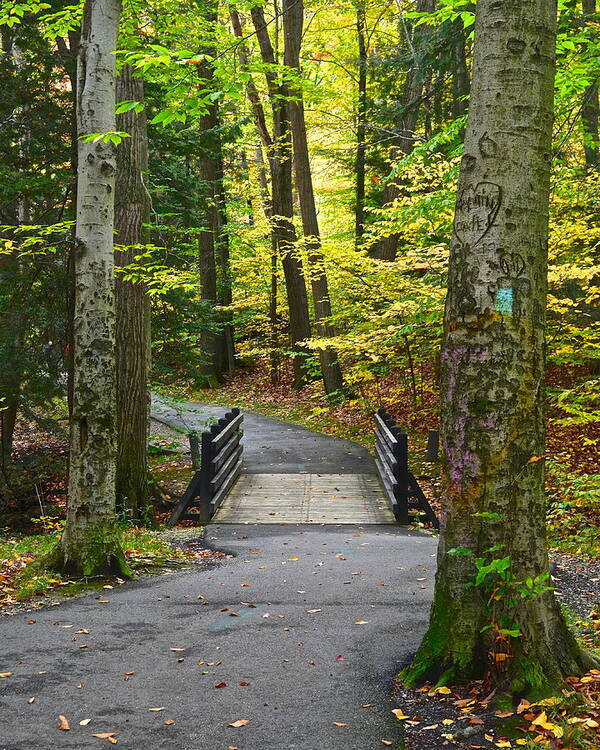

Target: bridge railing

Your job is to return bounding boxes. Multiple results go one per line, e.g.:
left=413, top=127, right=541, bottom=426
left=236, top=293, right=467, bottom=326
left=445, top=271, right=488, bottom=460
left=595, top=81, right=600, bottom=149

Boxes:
left=374, top=408, right=439, bottom=528
left=168, top=408, right=243, bottom=525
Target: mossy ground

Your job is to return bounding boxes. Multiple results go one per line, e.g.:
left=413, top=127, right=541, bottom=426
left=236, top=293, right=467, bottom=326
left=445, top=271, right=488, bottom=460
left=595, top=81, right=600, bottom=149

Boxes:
left=0, top=526, right=199, bottom=607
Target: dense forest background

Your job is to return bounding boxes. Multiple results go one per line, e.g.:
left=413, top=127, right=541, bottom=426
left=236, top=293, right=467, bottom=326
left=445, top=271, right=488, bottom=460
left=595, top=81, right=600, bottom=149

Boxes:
left=0, top=0, right=598, bottom=555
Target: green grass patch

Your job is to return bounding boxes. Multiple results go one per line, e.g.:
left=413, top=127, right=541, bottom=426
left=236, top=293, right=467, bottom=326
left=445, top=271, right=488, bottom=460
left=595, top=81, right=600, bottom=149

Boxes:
left=0, top=526, right=197, bottom=606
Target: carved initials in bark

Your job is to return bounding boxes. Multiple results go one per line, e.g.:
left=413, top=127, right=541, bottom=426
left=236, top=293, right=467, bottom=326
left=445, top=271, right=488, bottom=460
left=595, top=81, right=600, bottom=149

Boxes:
left=454, top=181, right=502, bottom=246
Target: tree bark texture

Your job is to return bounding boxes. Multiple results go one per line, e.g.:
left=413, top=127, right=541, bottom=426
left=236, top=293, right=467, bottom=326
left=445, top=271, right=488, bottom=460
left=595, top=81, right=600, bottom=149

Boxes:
left=370, top=0, right=436, bottom=261
left=250, top=5, right=312, bottom=389
left=49, top=0, right=129, bottom=577
left=405, top=0, right=594, bottom=692
left=114, top=64, right=152, bottom=524
left=282, top=0, right=344, bottom=395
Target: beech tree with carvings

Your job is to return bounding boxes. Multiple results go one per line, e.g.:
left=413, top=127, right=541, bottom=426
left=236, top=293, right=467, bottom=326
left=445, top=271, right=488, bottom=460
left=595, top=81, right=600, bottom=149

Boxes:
left=404, top=0, right=597, bottom=692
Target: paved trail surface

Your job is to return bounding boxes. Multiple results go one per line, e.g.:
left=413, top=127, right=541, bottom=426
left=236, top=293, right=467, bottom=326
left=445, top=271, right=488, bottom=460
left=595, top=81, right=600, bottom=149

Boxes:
left=151, top=395, right=376, bottom=475
left=1, top=526, right=436, bottom=750
left=1, top=403, right=438, bottom=749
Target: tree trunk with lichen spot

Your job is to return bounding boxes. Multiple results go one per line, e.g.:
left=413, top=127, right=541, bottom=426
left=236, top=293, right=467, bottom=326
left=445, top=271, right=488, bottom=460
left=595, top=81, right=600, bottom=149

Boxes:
left=114, top=64, right=153, bottom=525
left=404, top=0, right=596, bottom=694
left=45, top=0, right=130, bottom=577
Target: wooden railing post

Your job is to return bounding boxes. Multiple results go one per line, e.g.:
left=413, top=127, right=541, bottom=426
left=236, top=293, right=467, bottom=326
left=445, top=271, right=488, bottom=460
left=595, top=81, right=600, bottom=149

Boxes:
left=197, top=427, right=216, bottom=523
left=392, top=427, right=410, bottom=524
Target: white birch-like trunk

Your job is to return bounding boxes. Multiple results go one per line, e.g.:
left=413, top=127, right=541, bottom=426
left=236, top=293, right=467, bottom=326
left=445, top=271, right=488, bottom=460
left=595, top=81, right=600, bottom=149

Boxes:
left=404, top=0, right=596, bottom=693
left=48, top=0, right=129, bottom=576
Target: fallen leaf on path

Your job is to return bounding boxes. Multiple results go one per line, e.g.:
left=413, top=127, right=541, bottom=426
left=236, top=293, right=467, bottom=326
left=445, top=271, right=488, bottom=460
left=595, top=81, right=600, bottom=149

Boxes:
left=107, top=737, right=118, bottom=744
left=58, top=715, right=70, bottom=731
left=354, top=620, right=369, bottom=625
left=92, top=733, right=116, bottom=739
left=28, top=697, right=35, bottom=704
left=148, top=707, right=165, bottom=712
left=79, top=719, right=92, bottom=726
left=392, top=710, right=409, bottom=720
left=335, top=655, right=347, bottom=661
left=239, top=681, right=249, bottom=686
left=228, top=719, right=250, bottom=727
left=381, top=742, right=393, bottom=746
left=164, top=720, right=175, bottom=725
left=170, top=648, right=185, bottom=652
left=332, top=722, right=349, bottom=727
left=307, top=609, right=321, bottom=613
left=0, top=672, right=13, bottom=678
left=214, top=682, right=227, bottom=689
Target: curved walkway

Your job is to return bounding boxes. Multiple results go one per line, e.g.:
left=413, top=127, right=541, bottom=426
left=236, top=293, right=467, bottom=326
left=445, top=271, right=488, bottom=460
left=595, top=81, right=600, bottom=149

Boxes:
left=151, top=395, right=376, bottom=475
left=1, top=525, right=437, bottom=749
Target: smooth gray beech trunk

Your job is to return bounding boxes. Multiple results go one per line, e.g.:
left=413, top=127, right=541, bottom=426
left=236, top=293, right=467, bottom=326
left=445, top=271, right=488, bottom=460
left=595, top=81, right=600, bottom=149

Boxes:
left=115, top=64, right=152, bottom=524
left=47, top=0, right=129, bottom=577
left=405, top=0, right=595, bottom=692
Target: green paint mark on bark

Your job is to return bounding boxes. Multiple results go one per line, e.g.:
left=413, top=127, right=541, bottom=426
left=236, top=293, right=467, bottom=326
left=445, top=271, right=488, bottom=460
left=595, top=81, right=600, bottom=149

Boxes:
left=495, top=287, right=513, bottom=316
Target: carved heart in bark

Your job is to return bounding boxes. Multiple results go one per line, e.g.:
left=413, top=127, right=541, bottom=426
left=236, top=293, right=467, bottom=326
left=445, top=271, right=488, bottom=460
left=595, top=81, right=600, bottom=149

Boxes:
left=454, top=182, right=501, bottom=246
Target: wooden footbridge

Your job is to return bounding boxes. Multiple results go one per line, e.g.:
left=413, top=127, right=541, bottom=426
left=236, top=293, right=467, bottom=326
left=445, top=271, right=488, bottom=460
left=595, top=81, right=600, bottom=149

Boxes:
left=163, top=402, right=438, bottom=528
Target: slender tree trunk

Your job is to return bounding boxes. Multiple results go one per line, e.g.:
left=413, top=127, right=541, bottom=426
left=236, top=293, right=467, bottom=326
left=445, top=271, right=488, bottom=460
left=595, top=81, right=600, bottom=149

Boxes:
left=404, top=0, right=595, bottom=692
left=251, top=5, right=311, bottom=388
left=196, top=3, right=231, bottom=382
left=282, top=0, right=344, bottom=395
left=582, top=0, right=599, bottom=169
left=253, top=144, right=281, bottom=383
left=47, top=0, right=129, bottom=577
left=355, top=2, right=367, bottom=245
left=114, top=64, right=152, bottom=524
left=57, top=31, right=79, bottom=419
left=370, top=0, right=436, bottom=261
left=0, top=31, right=26, bottom=471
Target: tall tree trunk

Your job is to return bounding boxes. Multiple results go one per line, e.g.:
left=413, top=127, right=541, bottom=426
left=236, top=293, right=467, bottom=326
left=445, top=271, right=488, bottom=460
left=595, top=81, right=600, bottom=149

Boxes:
left=46, top=0, right=129, bottom=577
left=0, top=30, right=26, bottom=471
left=582, top=0, right=599, bottom=169
left=370, top=0, right=436, bottom=261
left=355, top=2, right=367, bottom=245
left=251, top=5, right=311, bottom=388
left=404, top=0, right=594, bottom=692
left=56, top=30, right=79, bottom=419
left=196, top=3, right=234, bottom=381
left=282, top=0, right=344, bottom=395
left=114, top=64, right=152, bottom=524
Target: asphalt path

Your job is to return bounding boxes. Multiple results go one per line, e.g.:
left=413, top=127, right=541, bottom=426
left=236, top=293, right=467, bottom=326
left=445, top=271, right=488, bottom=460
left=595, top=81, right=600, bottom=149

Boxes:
left=0, top=524, right=437, bottom=749
left=150, top=395, right=376, bottom=475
